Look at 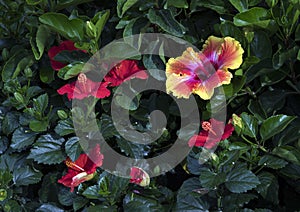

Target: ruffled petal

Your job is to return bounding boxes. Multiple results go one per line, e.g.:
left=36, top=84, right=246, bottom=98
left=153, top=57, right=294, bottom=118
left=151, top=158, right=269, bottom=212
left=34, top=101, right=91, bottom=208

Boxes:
left=58, top=169, right=79, bottom=192
left=202, top=36, right=224, bottom=65
left=166, top=48, right=204, bottom=76
left=202, top=36, right=244, bottom=71
left=105, top=60, right=148, bottom=87
left=166, top=48, right=206, bottom=98
left=57, top=83, right=75, bottom=100
left=166, top=73, right=199, bottom=98
left=217, top=37, right=244, bottom=70
left=194, top=69, right=232, bottom=100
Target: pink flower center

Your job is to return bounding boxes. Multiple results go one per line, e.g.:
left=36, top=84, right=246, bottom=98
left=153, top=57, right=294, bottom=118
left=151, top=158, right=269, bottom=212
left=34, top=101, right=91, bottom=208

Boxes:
left=202, top=121, right=217, bottom=136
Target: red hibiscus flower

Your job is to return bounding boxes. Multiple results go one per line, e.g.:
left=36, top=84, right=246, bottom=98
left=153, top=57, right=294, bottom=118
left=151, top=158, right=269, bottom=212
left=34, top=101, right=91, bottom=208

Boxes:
left=58, top=144, right=104, bottom=192
left=129, top=166, right=150, bottom=187
left=48, top=40, right=82, bottom=71
left=188, top=118, right=234, bottom=149
left=104, top=60, right=148, bottom=87
left=57, top=73, right=111, bottom=100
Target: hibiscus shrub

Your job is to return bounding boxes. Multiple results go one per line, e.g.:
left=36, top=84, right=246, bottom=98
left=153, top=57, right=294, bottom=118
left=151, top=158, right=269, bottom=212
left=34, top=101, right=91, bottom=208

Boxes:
left=0, top=0, right=300, bottom=211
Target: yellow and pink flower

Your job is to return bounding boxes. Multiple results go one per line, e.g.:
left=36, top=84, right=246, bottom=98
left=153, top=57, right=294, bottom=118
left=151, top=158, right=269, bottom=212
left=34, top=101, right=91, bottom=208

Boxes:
left=166, top=36, right=244, bottom=100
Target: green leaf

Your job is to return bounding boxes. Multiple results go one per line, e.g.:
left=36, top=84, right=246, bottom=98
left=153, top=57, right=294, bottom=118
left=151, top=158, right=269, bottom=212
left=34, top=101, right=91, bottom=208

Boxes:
left=2, top=112, right=19, bottom=135
left=199, top=169, right=226, bottom=189
left=58, top=186, right=76, bottom=206
left=114, top=85, right=140, bottom=111
left=31, top=25, right=50, bottom=60
left=82, top=185, right=102, bottom=199
left=280, top=164, right=300, bottom=180
left=35, top=93, right=49, bottom=114
left=190, top=0, right=228, bottom=14
left=87, top=205, right=118, bottom=212
left=272, top=46, right=299, bottom=69
left=272, top=146, right=300, bottom=166
left=225, top=164, right=260, bottom=193
left=29, top=119, right=49, bottom=132
left=117, top=0, right=138, bottom=18
left=73, top=196, right=89, bottom=211
left=57, top=62, right=84, bottom=80
left=92, top=10, right=110, bottom=41
left=165, top=0, right=188, bottom=8
left=39, top=66, right=55, bottom=83
left=39, top=172, right=60, bottom=203
left=259, top=89, right=286, bottom=115
left=229, top=0, right=248, bottom=12
left=256, top=172, right=278, bottom=204
left=55, top=119, right=74, bottom=136
left=260, top=115, right=296, bottom=141
left=233, top=7, right=271, bottom=28
left=2, top=51, right=30, bottom=82
left=241, top=113, right=258, bottom=138
left=26, top=0, right=43, bottom=5
left=0, top=169, right=13, bottom=187
left=220, top=21, right=247, bottom=48
left=13, top=165, right=42, bottom=186
left=258, top=155, right=288, bottom=169
left=11, top=127, right=37, bottom=150
left=0, top=136, right=9, bottom=154
left=274, top=120, right=300, bottom=146
left=101, top=42, right=141, bottom=60
left=65, top=137, right=82, bottom=161
left=248, top=99, right=267, bottom=121
left=55, top=0, right=93, bottom=10
left=148, top=9, right=185, bottom=37
left=3, top=200, right=22, bottom=212
left=36, top=203, right=64, bottom=212
left=27, top=134, right=65, bottom=165
left=123, top=17, right=149, bottom=37
left=99, top=114, right=118, bottom=139
left=39, top=13, right=84, bottom=41
left=295, top=25, right=300, bottom=41
left=250, top=31, right=272, bottom=59
left=175, top=178, right=210, bottom=211
left=143, top=55, right=166, bottom=81
left=222, top=193, right=257, bottom=211
left=223, top=76, right=246, bottom=98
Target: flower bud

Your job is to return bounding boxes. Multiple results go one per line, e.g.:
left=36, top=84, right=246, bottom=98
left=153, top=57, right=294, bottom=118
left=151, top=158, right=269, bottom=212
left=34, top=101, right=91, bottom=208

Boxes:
left=14, top=92, right=24, bottom=104
left=130, top=166, right=150, bottom=187
left=57, top=110, right=68, bottom=120
left=86, top=21, right=97, bottom=38
left=0, top=189, right=7, bottom=201
left=24, top=67, right=33, bottom=78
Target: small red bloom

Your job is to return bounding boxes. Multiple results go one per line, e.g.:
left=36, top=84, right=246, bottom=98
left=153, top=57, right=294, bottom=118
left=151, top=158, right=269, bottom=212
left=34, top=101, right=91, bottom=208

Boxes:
left=58, top=144, right=104, bottom=192
left=129, top=166, right=150, bottom=187
left=104, top=60, right=148, bottom=87
left=48, top=40, right=82, bottom=71
left=57, top=73, right=111, bottom=100
left=188, top=118, right=234, bottom=149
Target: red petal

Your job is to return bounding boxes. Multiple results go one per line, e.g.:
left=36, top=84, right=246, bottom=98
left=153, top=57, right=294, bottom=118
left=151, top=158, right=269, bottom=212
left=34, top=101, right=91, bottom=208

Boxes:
left=58, top=169, right=78, bottom=192
left=105, top=60, right=148, bottom=87
left=221, top=123, right=234, bottom=140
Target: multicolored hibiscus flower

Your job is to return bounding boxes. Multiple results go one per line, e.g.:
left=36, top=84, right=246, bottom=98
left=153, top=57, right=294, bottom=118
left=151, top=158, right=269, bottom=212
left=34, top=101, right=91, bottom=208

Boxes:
left=57, top=73, right=110, bottom=100
left=48, top=40, right=83, bottom=71
left=188, top=118, right=234, bottom=149
left=129, top=166, right=150, bottom=187
left=58, top=144, right=104, bottom=192
left=104, top=60, right=148, bottom=87
left=166, top=36, right=244, bottom=100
